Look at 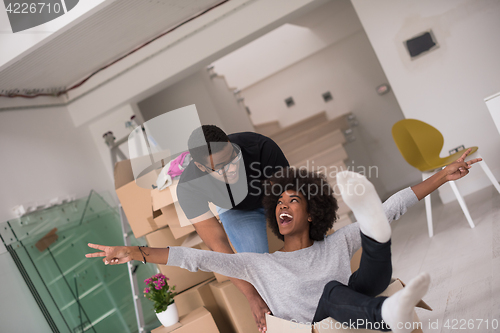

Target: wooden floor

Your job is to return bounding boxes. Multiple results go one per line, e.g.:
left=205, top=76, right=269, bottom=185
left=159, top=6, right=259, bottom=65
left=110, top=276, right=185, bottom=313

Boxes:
left=389, top=185, right=500, bottom=333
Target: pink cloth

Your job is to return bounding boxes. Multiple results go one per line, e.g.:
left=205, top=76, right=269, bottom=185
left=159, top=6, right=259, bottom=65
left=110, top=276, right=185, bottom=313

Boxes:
left=168, top=152, right=190, bottom=178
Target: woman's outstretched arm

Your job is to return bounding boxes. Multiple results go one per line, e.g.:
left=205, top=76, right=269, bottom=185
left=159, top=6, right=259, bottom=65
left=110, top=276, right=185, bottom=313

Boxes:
left=381, top=148, right=482, bottom=223
left=85, top=244, right=253, bottom=283
left=410, top=148, right=482, bottom=200
left=85, top=243, right=169, bottom=265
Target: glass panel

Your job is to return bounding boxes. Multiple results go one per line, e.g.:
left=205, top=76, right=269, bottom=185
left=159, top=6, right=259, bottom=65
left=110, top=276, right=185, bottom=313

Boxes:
left=1, top=191, right=160, bottom=332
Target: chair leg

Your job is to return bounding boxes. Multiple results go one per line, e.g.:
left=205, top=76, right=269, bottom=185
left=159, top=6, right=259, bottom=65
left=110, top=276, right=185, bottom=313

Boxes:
left=422, top=172, right=434, bottom=237
left=448, top=181, right=475, bottom=229
left=424, top=194, right=433, bottom=237
left=467, top=152, right=500, bottom=194
left=478, top=160, right=500, bottom=194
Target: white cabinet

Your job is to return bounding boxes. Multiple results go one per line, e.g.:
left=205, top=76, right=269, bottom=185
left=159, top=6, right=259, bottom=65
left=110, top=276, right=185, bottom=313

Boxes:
left=485, top=92, right=500, bottom=135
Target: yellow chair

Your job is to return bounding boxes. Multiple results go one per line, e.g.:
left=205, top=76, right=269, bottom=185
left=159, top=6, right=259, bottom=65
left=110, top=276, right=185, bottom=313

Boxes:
left=392, top=119, right=500, bottom=237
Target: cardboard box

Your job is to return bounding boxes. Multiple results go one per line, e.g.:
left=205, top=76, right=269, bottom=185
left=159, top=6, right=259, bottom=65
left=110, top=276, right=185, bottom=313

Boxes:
left=145, top=226, right=214, bottom=293
left=174, top=278, right=232, bottom=333
left=180, top=232, right=204, bottom=248
left=151, top=306, right=219, bottom=333
left=114, top=159, right=158, bottom=238
left=209, top=280, right=260, bottom=333
left=265, top=279, right=431, bottom=333
left=153, top=203, right=195, bottom=239
left=151, top=181, right=196, bottom=239
left=151, top=185, right=175, bottom=209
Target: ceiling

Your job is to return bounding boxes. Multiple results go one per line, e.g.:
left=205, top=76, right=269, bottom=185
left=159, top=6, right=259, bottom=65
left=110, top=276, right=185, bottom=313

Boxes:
left=0, top=0, right=222, bottom=96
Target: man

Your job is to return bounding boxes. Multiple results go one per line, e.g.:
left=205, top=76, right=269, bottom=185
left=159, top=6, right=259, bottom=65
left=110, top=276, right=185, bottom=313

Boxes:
left=177, top=125, right=289, bottom=332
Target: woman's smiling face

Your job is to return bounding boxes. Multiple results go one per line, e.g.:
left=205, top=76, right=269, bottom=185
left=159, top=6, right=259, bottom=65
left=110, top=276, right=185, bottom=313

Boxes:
left=275, top=189, right=310, bottom=237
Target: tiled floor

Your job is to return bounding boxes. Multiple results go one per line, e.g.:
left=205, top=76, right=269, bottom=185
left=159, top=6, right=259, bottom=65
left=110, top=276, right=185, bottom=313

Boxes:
left=390, top=185, right=500, bottom=333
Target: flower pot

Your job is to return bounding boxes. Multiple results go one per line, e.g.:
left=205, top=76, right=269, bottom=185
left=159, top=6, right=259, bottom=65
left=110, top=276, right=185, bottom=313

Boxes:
left=156, top=303, right=179, bottom=327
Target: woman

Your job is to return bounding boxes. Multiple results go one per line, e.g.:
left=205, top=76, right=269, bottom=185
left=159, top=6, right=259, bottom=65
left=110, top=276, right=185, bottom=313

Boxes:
left=86, top=152, right=479, bottom=333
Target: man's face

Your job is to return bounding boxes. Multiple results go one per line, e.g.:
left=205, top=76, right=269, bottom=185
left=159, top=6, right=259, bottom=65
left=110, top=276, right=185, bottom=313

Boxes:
left=194, top=142, right=241, bottom=184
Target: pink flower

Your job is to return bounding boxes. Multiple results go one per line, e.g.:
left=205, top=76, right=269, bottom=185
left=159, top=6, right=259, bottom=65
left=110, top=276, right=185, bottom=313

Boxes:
left=155, top=284, right=162, bottom=290
left=144, top=287, right=150, bottom=294
left=144, top=278, right=152, bottom=284
left=154, top=273, right=166, bottom=280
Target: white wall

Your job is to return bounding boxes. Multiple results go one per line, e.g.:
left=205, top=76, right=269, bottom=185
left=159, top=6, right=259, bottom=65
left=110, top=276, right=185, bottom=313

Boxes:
left=138, top=69, right=254, bottom=135
left=199, top=70, right=255, bottom=134
left=212, top=0, right=362, bottom=92
left=0, top=107, right=115, bottom=222
left=0, top=106, right=114, bottom=332
left=237, top=1, right=421, bottom=197
left=351, top=0, right=500, bottom=203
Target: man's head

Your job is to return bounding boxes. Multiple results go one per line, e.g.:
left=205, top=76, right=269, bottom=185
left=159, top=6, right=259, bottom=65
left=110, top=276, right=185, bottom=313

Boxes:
left=188, top=125, right=241, bottom=184
left=263, top=167, right=339, bottom=241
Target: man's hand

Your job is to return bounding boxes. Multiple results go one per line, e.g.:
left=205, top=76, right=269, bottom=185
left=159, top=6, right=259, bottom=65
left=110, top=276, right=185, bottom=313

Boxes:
left=248, top=295, right=271, bottom=332
left=443, top=148, right=482, bottom=181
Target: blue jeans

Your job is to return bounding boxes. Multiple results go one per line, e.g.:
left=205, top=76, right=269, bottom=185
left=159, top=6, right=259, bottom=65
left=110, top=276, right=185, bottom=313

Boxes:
left=216, top=206, right=269, bottom=253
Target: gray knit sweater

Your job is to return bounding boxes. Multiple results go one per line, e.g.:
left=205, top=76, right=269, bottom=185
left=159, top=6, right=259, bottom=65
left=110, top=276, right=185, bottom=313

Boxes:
left=167, top=187, right=418, bottom=323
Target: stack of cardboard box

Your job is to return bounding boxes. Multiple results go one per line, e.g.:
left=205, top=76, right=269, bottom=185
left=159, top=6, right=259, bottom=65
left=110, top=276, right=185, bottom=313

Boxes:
left=114, top=159, right=214, bottom=293
left=114, top=159, right=260, bottom=332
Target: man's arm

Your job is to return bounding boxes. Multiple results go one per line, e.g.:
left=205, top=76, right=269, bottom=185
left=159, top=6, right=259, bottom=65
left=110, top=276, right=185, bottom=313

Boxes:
left=191, top=212, right=271, bottom=332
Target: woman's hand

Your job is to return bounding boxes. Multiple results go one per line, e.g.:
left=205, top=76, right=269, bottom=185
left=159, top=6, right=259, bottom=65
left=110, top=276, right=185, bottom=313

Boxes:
left=85, top=243, right=133, bottom=265
left=443, top=148, right=482, bottom=181
left=411, top=148, right=482, bottom=200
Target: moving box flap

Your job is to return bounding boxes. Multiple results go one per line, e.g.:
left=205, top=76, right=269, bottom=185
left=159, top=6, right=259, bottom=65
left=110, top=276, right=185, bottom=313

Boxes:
left=151, top=187, right=175, bottom=211
left=266, top=313, right=312, bottom=333
left=114, top=159, right=159, bottom=190
left=146, top=216, right=160, bottom=231
left=114, top=159, right=135, bottom=189
left=145, top=226, right=189, bottom=248
left=166, top=202, right=195, bottom=239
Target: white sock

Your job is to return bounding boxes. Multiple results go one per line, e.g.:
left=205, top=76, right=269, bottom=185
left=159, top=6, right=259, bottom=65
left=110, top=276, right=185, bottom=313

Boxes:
left=381, top=272, right=431, bottom=333
left=336, top=171, right=391, bottom=243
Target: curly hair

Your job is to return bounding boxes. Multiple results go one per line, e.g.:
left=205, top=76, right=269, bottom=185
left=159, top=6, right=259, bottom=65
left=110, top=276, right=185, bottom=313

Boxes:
left=262, top=167, right=339, bottom=241
left=187, top=125, right=229, bottom=163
